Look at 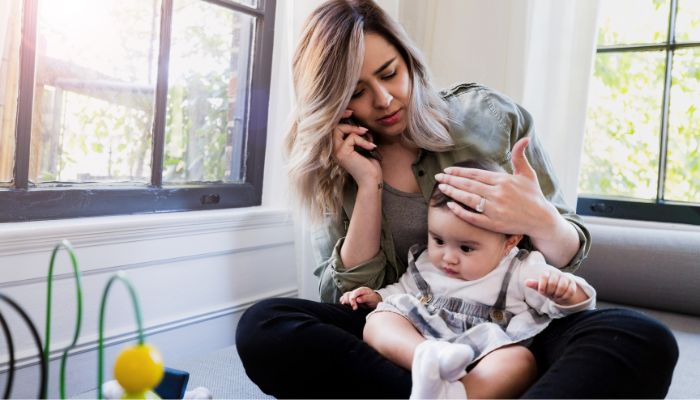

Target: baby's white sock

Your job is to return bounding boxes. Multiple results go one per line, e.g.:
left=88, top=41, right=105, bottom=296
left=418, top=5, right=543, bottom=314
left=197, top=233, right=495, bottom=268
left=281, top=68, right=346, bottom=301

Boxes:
left=411, top=341, right=470, bottom=399
left=444, top=380, right=468, bottom=399
left=411, top=341, right=442, bottom=399
left=436, top=342, right=475, bottom=382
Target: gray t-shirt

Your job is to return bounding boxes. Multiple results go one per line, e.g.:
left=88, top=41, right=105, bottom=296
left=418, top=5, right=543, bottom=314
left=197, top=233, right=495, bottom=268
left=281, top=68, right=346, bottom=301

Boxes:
left=382, top=182, right=428, bottom=268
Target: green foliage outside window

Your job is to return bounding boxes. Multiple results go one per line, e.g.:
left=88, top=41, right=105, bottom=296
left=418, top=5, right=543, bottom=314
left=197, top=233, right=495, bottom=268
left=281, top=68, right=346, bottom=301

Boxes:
left=31, top=0, right=250, bottom=185
left=579, top=0, right=700, bottom=205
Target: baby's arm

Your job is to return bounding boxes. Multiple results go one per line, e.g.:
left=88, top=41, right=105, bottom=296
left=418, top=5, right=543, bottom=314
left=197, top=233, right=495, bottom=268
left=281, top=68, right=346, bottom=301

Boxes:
left=340, top=259, right=417, bottom=310
left=339, top=287, right=382, bottom=310
left=525, top=270, right=589, bottom=306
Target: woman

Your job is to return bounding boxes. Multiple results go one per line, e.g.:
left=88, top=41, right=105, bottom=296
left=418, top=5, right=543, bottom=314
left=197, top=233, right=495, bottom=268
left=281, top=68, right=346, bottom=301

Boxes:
left=236, top=0, right=678, bottom=398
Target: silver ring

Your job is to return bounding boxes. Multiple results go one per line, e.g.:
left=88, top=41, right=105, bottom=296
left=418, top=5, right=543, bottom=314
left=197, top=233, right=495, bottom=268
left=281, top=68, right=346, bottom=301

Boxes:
left=475, top=196, right=486, bottom=213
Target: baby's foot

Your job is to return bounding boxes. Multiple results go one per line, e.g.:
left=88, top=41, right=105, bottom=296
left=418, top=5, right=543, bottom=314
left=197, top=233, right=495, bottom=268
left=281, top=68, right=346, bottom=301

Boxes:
left=410, top=341, right=472, bottom=399
left=437, top=342, right=475, bottom=382
left=443, top=380, right=468, bottom=399
left=410, top=341, right=443, bottom=399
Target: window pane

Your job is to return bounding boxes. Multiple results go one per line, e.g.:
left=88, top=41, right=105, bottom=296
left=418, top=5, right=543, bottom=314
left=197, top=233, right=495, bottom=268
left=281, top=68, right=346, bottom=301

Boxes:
left=597, top=0, right=670, bottom=46
left=676, top=0, right=700, bottom=42
left=579, top=51, right=666, bottom=200
left=0, top=0, right=21, bottom=183
left=30, top=0, right=159, bottom=184
left=164, top=0, right=255, bottom=183
left=665, top=48, right=700, bottom=204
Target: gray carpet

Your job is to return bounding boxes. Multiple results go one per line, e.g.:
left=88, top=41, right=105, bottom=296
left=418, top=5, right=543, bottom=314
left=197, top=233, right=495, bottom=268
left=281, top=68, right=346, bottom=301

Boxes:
left=168, top=345, right=272, bottom=399
left=76, top=345, right=271, bottom=399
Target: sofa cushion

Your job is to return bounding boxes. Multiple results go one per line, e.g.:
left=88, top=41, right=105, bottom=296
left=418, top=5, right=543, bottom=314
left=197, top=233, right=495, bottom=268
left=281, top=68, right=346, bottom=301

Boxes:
left=576, top=220, right=700, bottom=316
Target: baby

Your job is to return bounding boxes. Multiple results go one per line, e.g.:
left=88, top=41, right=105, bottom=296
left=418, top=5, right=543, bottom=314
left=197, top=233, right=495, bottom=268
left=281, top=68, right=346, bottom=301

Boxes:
left=340, top=159, right=596, bottom=399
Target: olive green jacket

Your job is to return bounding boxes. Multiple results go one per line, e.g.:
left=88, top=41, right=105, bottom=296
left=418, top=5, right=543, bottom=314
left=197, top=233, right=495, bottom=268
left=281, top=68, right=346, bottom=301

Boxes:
left=312, top=83, right=591, bottom=303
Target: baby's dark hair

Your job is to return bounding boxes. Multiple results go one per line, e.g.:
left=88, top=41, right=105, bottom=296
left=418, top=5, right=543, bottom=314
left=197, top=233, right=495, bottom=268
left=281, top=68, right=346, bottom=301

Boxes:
left=430, top=159, right=504, bottom=211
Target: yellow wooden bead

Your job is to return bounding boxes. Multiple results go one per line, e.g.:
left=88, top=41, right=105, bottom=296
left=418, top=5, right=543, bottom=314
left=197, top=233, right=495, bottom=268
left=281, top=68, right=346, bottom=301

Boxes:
left=114, top=343, right=164, bottom=395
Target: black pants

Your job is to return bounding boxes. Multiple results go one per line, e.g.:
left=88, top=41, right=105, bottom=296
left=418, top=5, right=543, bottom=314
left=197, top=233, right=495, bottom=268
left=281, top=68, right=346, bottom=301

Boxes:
left=236, top=297, right=678, bottom=399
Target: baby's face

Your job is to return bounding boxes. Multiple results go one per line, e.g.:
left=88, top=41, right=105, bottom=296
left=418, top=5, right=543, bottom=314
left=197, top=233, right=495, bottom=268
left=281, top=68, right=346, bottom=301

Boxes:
left=427, top=206, right=513, bottom=281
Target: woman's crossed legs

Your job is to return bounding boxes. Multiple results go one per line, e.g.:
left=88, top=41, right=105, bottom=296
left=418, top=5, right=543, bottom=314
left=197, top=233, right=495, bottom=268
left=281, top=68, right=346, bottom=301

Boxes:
left=236, top=298, right=677, bottom=399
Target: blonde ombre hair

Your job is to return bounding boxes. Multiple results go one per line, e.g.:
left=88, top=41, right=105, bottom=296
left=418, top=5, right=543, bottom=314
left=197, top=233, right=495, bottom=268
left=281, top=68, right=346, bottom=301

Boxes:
left=285, top=0, right=453, bottom=224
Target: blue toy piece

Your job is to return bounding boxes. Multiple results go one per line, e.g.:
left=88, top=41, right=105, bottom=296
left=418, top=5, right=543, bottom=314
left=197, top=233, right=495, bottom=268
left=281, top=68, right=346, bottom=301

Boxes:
left=154, top=367, right=190, bottom=399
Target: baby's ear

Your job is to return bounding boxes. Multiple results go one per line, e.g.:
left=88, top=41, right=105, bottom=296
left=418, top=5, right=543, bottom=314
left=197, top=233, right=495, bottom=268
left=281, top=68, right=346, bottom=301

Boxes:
left=504, top=234, right=523, bottom=254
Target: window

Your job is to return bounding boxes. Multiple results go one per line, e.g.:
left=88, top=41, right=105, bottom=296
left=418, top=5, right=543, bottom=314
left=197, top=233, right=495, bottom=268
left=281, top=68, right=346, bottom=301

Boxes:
left=578, top=0, right=700, bottom=225
left=0, top=0, right=275, bottom=222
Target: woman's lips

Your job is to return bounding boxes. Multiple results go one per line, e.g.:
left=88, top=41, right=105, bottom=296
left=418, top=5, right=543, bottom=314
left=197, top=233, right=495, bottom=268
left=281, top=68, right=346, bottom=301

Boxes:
left=376, top=109, right=402, bottom=126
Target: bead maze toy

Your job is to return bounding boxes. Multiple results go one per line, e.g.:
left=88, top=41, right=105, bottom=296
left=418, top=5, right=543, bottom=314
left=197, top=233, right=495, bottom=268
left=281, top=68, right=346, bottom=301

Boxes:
left=0, top=240, right=192, bottom=399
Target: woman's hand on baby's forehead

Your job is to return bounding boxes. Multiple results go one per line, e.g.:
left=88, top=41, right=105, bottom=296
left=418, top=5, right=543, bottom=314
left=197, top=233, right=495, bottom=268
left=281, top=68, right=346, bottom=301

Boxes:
left=433, top=138, right=551, bottom=237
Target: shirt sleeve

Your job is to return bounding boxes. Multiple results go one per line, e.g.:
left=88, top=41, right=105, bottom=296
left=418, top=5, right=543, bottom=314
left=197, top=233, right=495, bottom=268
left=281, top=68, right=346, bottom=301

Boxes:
left=376, top=270, right=414, bottom=300
left=311, top=214, right=394, bottom=303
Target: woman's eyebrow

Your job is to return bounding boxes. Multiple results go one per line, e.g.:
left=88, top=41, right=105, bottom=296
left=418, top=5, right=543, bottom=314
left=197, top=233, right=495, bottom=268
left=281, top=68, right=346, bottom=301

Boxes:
left=357, top=57, right=397, bottom=85
left=373, top=57, right=396, bottom=75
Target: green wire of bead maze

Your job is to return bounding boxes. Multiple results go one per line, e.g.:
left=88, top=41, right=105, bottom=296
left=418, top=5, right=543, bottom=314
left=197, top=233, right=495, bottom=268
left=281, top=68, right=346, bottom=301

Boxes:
left=97, top=271, right=147, bottom=400
left=44, top=240, right=83, bottom=399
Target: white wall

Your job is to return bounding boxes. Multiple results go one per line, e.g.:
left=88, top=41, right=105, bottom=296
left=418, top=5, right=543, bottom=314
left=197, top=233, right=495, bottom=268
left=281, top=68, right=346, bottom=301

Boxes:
left=398, top=0, right=529, bottom=97
left=0, top=1, right=11, bottom=64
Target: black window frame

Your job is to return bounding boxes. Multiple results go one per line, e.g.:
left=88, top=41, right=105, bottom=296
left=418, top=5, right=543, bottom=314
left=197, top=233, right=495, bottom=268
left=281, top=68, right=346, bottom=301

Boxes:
left=0, top=0, right=276, bottom=222
left=578, top=0, right=700, bottom=225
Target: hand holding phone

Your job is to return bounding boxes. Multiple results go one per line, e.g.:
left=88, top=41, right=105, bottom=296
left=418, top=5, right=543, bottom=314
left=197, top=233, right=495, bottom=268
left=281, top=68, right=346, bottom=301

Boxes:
left=334, top=111, right=383, bottom=188
left=340, top=117, right=383, bottom=161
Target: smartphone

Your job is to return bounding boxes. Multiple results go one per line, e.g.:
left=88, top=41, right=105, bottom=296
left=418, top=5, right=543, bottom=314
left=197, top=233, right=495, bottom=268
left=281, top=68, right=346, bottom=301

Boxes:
left=340, top=117, right=383, bottom=161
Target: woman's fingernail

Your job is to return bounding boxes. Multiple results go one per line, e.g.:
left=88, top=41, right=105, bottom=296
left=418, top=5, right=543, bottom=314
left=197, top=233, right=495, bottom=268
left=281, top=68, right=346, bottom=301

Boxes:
left=435, top=173, right=444, bottom=180
left=439, top=183, right=448, bottom=191
left=444, top=167, right=452, bottom=173
left=359, top=127, right=368, bottom=132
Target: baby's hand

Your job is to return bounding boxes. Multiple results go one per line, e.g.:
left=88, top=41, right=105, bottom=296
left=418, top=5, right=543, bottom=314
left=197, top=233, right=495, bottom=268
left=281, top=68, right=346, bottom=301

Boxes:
left=339, top=287, right=382, bottom=310
left=525, top=270, right=588, bottom=306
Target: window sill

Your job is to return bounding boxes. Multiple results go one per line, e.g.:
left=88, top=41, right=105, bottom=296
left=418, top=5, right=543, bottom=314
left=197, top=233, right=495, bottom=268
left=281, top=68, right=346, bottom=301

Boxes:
left=0, top=206, right=292, bottom=256
left=583, top=215, right=700, bottom=233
